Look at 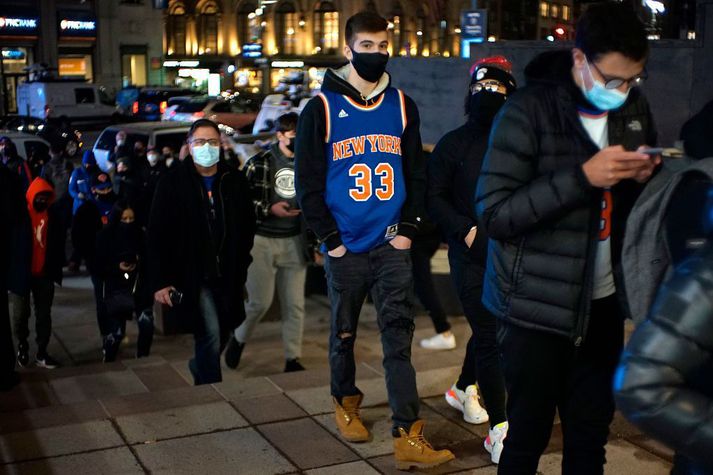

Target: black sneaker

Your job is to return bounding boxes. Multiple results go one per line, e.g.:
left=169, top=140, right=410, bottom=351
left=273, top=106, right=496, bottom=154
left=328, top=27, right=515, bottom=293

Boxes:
left=224, top=336, right=245, bottom=369
left=36, top=352, right=60, bottom=369
left=17, top=342, right=29, bottom=368
left=284, top=358, right=305, bottom=373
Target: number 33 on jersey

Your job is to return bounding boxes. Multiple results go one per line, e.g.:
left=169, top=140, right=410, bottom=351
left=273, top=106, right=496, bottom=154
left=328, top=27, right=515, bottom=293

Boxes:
left=319, top=87, right=408, bottom=253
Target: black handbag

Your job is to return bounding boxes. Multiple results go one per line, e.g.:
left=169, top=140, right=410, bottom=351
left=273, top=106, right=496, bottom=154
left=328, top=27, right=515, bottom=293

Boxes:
left=104, top=274, right=138, bottom=318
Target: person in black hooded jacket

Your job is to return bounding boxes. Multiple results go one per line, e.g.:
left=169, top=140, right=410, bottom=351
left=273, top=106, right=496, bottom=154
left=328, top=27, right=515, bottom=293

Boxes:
left=95, top=201, right=153, bottom=362
left=474, top=3, right=659, bottom=473
left=427, top=57, right=516, bottom=464
left=148, top=119, right=255, bottom=386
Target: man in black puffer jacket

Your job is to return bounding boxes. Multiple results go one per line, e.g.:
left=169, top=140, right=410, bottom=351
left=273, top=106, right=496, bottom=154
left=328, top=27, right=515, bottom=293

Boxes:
left=475, top=3, right=658, bottom=473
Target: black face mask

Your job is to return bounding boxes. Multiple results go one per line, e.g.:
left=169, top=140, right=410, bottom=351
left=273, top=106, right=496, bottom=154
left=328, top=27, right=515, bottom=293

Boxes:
left=349, top=49, right=389, bottom=83
left=286, top=138, right=295, bottom=153
left=468, top=91, right=507, bottom=125
left=33, top=201, right=49, bottom=212
left=97, top=191, right=115, bottom=202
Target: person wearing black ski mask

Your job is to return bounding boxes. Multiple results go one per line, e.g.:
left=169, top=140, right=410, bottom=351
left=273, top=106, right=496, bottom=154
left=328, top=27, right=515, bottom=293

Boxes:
left=427, top=57, right=516, bottom=464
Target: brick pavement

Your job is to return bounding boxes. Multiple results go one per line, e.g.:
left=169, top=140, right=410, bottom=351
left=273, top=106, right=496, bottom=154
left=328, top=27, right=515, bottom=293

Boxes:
left=0, top=274, right=674, bottom=474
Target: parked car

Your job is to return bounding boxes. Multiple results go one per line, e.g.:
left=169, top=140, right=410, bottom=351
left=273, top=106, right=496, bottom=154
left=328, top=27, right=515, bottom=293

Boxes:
left=92, top=122, right=192, bottom=171
left=16, top=80, right=119, bottom=125
left=0, top=130, right=51, bottom=162
left=117, top=86, right=199, bottom=121
left=0, top=115, right=82, bottom=157
left=168, top=96, right=258, bottom=133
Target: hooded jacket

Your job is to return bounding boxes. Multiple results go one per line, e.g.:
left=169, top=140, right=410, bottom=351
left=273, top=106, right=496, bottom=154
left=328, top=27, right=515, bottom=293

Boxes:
left=147, top=158, right=256, bottom=334
left=295, top=65, right=426, bottom=251
left=9, top=178, right=65, bottom=293
left=474, top=50, right=657, bottom=342
left=68, top=151, right=97, bottom=215
left=428, top=117, right=493, bottom=264
left=41, top=154, right=73, bottom=201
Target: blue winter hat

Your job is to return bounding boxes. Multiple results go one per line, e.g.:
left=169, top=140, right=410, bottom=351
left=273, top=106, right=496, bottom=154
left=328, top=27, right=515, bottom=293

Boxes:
left=82, top=150, right=96, bottom=167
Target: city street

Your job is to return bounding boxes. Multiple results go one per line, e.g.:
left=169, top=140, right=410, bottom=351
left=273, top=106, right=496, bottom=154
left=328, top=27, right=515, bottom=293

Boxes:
left=0, top=269, right=674, bottom=474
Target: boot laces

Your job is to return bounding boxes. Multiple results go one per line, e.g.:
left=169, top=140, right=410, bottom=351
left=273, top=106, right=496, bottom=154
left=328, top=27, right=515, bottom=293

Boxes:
left=404, top=431, right=433, bottom=451
left=343, top=406, right=360, bottom=424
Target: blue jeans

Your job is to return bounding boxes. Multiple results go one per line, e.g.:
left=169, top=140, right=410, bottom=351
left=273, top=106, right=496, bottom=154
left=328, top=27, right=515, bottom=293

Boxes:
left=325, top=242, right=419, bottom=432
left=189, top=287, right=222, bottom=385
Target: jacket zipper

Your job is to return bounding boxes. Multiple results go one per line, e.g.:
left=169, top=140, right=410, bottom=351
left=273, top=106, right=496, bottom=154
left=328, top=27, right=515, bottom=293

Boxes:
left=574, top=191, right=601, bottom=346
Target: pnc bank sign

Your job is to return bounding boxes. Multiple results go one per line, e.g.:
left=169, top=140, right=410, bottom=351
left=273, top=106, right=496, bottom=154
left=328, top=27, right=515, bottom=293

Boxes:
left=0, top=17, right=38, bottom=29
left=60, top=19, right=96, bottom=31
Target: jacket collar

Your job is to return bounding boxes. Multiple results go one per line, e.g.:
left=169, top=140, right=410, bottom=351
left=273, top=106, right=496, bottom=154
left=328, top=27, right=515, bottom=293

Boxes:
left=321, top=64, right=391, bottom=105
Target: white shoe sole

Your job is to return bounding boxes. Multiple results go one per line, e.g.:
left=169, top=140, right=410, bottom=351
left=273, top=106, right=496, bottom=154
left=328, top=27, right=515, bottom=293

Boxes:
left=419, top=340, right=456, bottom=350
left=464, top=410, right=489, bottom=425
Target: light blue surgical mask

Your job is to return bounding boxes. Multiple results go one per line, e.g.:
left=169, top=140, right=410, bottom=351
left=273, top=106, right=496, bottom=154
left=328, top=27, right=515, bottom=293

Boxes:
left=581, top=61, right=629, bottom=111
left=192, top=143, right=220, bottom=167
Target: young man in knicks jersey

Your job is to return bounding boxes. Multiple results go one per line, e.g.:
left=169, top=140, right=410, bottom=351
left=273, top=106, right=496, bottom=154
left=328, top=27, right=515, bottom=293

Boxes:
left=295, top=11, right=455, bottom=471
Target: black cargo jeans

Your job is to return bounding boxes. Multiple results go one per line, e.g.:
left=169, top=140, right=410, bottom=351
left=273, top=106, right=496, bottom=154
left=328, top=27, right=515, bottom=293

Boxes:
left=325, top=241, right=420, bottom=433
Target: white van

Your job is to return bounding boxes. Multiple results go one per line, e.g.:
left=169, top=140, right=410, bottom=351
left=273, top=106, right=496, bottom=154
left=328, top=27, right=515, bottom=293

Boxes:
left=16, top=81, right=118, bottom=125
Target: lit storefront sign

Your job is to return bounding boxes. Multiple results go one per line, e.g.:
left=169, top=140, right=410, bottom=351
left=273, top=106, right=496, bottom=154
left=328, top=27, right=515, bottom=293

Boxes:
left=2, top=48, right=26, bottom=60
left=58, top=12, right=97, bottom=38
left=58, top=57, right=87, bottom=76
left=164, top=60, right=200, bottom=67
left=271, top=60, right=304, bottom=68
left=0, top=15, right=40, bottom=37
left=242, top=43, right=263, bottom=59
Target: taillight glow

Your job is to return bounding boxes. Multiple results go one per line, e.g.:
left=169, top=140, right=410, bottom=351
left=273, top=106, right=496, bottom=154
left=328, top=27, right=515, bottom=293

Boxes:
left=160, top=101, right=167, bottom=113
left=193, top=111, right=205, bottom=118
left=132, top=101, right=139, bottom=114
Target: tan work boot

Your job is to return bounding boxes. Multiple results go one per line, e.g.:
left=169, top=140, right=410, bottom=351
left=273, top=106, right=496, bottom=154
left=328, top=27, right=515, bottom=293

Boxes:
left=393, top=420, right=456, bottom=470
left=334, top=395, right=370, bottom=442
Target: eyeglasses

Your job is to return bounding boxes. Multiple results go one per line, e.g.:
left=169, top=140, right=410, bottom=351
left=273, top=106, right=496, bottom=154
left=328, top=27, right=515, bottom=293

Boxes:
left=190, top=138, right=220, bottom=147
left=588, top=61, right=648, bottom=89
left=470, top=80, right=505, bottom=95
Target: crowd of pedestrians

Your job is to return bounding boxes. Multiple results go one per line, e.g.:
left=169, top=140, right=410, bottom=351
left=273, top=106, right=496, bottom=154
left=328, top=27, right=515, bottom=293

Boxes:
left=2, top=2, right=713, bottom=473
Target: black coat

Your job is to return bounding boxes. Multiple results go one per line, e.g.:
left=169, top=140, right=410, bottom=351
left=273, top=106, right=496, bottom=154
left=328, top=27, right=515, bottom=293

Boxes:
left=474, top=50, right=657, bottom=342
left=147, top=159, right=256, bottom=334
left=428, top=118, right=491, bottom=264
left=615, top=244, right=713, bottom=474
left=96, top=222, right=150, bottom=313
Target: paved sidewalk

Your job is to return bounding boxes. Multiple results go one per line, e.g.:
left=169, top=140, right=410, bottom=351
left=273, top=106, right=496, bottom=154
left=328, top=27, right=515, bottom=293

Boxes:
left=0, top=274, right=674, bottom=474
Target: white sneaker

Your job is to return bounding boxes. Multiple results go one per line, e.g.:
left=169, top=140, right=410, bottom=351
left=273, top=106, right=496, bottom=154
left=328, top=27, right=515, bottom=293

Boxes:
left=419, top=332, right=456, bottom=350
left=445, top=383, right=489, bottom=425
left=484, top=421, right=508, bottom=464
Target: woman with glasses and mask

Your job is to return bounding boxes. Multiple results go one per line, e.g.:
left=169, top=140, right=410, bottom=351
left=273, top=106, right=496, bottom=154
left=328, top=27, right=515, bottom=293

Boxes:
left=148, top=119, right=256, bottom=385
left=427, top=56, right=516, bottom=464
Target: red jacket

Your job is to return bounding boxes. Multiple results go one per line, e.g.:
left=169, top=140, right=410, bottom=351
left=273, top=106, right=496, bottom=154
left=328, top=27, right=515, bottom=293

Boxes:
left=26, top=178, right=55, bottom=277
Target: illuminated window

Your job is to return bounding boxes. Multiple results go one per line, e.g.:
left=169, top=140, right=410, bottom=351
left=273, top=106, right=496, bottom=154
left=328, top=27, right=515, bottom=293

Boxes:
left=389, top=2, right=403, bottom=56
left=562, top=5, right=571, bottom=21
left=314, top=1, right=339, bottom=53
left=551, top=4, right=559, bottom=19
left=198, top=1, right=220, bottom=54
left=237, top=1, right=263, bottom=46
left=416, top=7, right=427, bottom=55
left=167, top=2, right=186, bottom=55
left=540, top=1, right=549, bottom=18
left=276, top=2, right=297, bottom=55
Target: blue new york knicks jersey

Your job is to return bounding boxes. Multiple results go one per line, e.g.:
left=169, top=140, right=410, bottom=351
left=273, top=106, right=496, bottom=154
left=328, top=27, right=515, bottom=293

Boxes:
left=318, top=87, right=408, bottom=253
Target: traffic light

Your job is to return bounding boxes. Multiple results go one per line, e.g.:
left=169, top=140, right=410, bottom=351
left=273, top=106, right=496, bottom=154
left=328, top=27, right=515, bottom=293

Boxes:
left=554, top=26, right=567, bottom=39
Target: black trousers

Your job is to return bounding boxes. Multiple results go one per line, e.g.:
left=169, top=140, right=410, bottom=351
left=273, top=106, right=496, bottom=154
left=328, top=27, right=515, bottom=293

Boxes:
left=0, top=282, right=16, bottom=382
left=449, top=243, right=507, bottom=427
left=411, top=232, right=449, bottom=334
left=497, top=295, right=624, bottom=475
